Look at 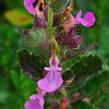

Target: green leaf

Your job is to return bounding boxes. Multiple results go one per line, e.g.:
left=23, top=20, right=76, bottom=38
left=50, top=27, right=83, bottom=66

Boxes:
left=72, top=55, right=102, bottom=77
left=78, top=71, right=109, bottom=96
left=10, top=70, right=36, bottom=108
left=23, top=28, right=48, bottom=48
left=51, top=0, right=71, bottom=12
left=17, top=49, right=46, bottom=81
left=93, top=93, right=109, bottom=109
left=62, top=57, right=80, bottom=71
left=65, top=44, right=97, bottom=59
left=11, top=70, right=35, bottom=97
left=66, top=55, right=102, bottom=96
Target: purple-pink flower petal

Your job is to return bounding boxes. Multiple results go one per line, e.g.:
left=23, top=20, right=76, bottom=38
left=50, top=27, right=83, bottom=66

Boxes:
left=25, top=95, right=44, bottom=109
left=38, top=69, right=63, bottom=92
left=43, top=6, right=48, bottom=20
left=25, top=89, right=46, bottom=109
left=33, top=13, right=47, bottom=28
left=24, top=0, right=35, bottom=14
left=63, top=14, right=75, bottom=33
left=38, top=51, right=63, bottom=92
left=25, top=99, right=43, bottom=109
left=76, top=10, right=82, bottom=20
left=49, top=54, right=60, bottom=67
left=76, top=11, right=96, bottom=27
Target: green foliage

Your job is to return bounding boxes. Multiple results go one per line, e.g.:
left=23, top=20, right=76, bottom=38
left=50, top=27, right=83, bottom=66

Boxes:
left=51, top=0, right=71, bottom=12
left=76, top=0, right=92, bottom=11
left=17, top=49, right=46, bottom=81
left=71, top=100, right=98, bottom=109
left=23, top=28, right=48, bottom=48
left=64, top=55, right=102, bottom=93
left=11, top=70, right=36, bottom=97
left=0, top=0, right=109, bottom=109
left=98, top=26, right=109, bottom=58
left=8, top=70, right=36, bottom=109
left=47, top=7, right=60, bottom=54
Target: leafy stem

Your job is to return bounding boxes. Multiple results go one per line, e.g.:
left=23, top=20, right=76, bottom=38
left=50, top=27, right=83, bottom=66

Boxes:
left=47, top=7, right=60, bottom=55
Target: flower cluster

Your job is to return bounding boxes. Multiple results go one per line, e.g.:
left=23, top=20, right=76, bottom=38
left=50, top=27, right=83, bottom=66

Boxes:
left=24, top=0, right=48, bottom=28
left=23, top=0, right=96, bottom=109
left=57, top=7, right=95, bottom=48
left=24, top=48, right=63, bottom=109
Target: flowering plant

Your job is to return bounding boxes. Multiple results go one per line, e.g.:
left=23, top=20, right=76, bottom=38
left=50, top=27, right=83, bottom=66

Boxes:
left=17, top=0, right=98, bottom=109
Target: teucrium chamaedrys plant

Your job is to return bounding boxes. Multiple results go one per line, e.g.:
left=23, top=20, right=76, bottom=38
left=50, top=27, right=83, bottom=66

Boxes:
left=18, top=0, right=96, bottom=108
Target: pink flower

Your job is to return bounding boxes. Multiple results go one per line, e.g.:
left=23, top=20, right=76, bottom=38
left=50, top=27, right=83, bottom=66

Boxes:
left=25, top=89, right=46, bottom=109
left=75, top=10, right=96, bottom=27
left=24, top=0, right=47, bottom=28
left=38, top=49, right=63, bottom=92
left=23, top=0, right=36, bottom=14
left=63, top=10, right=96, bottom=33
left=23, top=0, right=45, bottom=15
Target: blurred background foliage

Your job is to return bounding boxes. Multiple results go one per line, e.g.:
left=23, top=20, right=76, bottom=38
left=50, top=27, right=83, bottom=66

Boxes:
left=0, top=0, right=109, bottom=109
